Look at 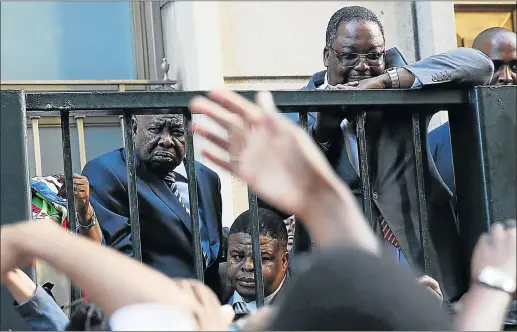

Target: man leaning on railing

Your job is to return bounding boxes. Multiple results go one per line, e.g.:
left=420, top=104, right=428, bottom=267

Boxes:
left=281, top=5, right=494, bottom=307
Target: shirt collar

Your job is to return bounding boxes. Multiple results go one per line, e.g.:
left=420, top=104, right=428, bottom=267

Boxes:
left=229, top=275, right=287, bottom=309
left=174, top=161, right=188, bottom=180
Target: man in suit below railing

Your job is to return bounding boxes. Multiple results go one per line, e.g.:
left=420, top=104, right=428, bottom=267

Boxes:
left=428, top=27, right=516, bottom=330
left=82, top=113, right=223, bottom=298
left=222, top=208, right=290, bottom=325
left=296, top=5, right=494, bottom=305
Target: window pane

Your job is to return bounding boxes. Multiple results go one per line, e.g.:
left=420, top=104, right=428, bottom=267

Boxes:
left=1, top=1, right=136, bottom=80
left=455, top=9, right=515, bottom=47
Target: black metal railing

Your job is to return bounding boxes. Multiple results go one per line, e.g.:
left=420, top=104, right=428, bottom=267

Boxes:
left=1, top=86, right=515, bottom=330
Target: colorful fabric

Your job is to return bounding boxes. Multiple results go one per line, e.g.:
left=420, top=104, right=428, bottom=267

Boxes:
left=30, top=175, right=68, bottom=229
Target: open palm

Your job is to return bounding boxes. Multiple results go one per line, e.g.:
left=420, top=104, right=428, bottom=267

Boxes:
left=190, top=90, right=341, bottom=217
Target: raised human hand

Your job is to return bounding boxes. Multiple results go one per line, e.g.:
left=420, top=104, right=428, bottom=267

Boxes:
left=191, top=90, right=379, bottom=254
left=190, top=90, right=345, bottom=218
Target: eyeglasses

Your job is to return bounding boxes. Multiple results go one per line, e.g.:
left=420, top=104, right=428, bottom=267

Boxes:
left=329, top=46, right=385, bottom=68
left=492, top=60, right=517, bottom=72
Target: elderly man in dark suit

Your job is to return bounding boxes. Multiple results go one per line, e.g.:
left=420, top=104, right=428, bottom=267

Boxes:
left=288, top=5, right=494, bottom=304
left=82, top=113, right=223, bottom=296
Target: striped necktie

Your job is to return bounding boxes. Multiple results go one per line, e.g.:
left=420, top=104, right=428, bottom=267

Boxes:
left=380, top=215, right=400, bottom=249
left=164, top=172, right=211, bottom=266
left=164, top=172, right=190, bottom=216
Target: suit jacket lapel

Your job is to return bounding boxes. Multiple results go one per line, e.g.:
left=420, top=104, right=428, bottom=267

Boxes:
left=143, top=172, right=193, bottom=235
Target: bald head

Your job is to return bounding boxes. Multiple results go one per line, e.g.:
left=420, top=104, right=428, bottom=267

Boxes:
left=472, top=27, right=516, bottom=85
left=473, top=27, right=515, bottom=50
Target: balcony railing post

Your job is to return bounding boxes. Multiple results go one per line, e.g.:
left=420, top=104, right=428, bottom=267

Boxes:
left=123, top=112, right=142, bottom=262
left=1, top=91, right=32, bottom=331
left=449, top=86, right=516, bottom=269
left=247, top=189, right=265, bottom=307
left=183, top=111, right=205, bottom=281
left=59, top=110, right=82, bottom=304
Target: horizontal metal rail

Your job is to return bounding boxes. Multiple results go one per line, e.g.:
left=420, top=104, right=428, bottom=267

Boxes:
left=2, top=86, right=513, bottom=324
left=23, top=90, right=469, bottom=112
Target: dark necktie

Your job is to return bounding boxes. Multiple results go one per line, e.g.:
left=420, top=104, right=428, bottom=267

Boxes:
left=164, top=172, right=190, bottom=216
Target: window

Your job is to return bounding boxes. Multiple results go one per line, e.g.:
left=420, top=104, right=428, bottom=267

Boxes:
left=1, top=1, right=140, bottom=80
left=455, top=4, right=516, bottom=47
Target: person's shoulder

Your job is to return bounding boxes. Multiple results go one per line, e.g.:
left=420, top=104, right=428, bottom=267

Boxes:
left=83, top=149, right=125, bottom=174
left=302, top=70, right=327, bottom=91
left=195, top=161, right=220, bottom=181
left=428, top=122, right=450, bottom=141
left=87, top=149, right=124, bottom=165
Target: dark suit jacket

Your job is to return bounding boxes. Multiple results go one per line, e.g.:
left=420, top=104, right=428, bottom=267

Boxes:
left=303, top=48, right=493, bottom=302
left=428, top=122, right=455, bottom=194
left=83, top=149, right=223, bottom=297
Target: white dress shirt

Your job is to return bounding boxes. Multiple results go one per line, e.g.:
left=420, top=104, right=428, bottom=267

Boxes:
left=109, top=303, right=196, bottom=331
left=228, top=275, right=287, bottom=312
left=172, top=162, right=190, bottom=210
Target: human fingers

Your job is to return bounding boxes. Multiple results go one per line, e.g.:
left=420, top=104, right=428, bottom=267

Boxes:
left=207, top=90, right=262, bottom=124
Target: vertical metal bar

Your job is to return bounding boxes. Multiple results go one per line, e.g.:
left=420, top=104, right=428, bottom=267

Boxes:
left=411, top=112, right=431, bottom=275
left=356, top=111, right=375, bottom=225
left=299, top=111, right=308, bottom=132
left=291, top=110, right=314, bottom=256
left=60, top=111, right=81, bottom=302
left=1, top=91, right=32, bottom=331
left=75, top=116, right=87, bottom=170
left=123, top=112, right=142, bottom=262
left=30, top=116, right=43, bottom=176
left=247, top=189, right=265, bottom=307
left=183, top=111, right=204, bottom=281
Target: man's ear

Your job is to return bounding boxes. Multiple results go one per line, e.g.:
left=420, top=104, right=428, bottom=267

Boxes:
left=323, top=47, right=330, bottom=68
left=282, top=250, right=289, bottom=270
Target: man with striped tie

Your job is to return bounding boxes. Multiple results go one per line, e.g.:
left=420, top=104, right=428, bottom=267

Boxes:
left=83, top=113, right=224, bottom=298
left=301, top=5, right=493, bottom=306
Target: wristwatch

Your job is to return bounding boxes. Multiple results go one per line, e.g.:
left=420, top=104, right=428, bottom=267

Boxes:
left=385, top=67, right=400, bottom=89
left=476, top=266, right=516, bottom=294
left=76, top=208, right=98, bottom=232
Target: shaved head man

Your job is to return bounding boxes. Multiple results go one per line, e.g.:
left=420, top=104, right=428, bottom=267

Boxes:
left=473, top=27, right=516, bottom=85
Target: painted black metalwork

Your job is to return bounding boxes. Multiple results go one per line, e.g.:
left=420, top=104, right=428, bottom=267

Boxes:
left=123, top=113, right=142, bottom=262
left=24, top=90, right=469, bottom=112
left=411, top=112, right=430, bottom=275
left=183, top=111, right=205, bottom=281
left=356, top=111, right=375, bottom=226
left=1, top=87, right=513, bottom=331
left=0, top=91, right=32, bottom=331
left=59, top=111, right=81, bottom=302
left=247, top=189, right=265, bottom=307
left=449, top=85, right=516, bottom=269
